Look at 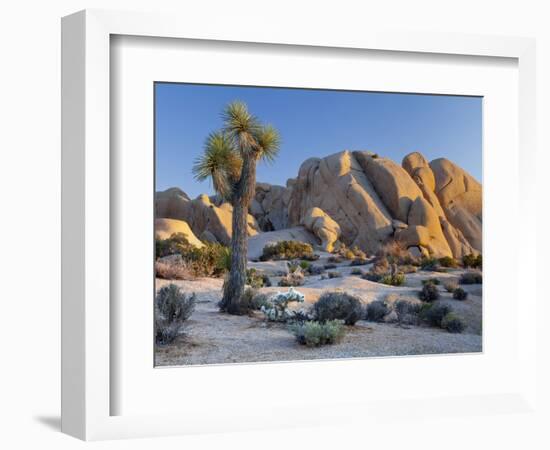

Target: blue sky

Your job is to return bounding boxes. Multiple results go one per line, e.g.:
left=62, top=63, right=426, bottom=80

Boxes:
left=155, top=83, right=482, bottom=198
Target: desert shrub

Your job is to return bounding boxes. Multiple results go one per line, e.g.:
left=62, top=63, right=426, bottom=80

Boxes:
left=419, top=256, right=440, bottom=271
left=350, top=258, right=369, bottom=267
left=308, top=264, right=325, bottom=275
left=366, top=300, right=390, bottom=322
left=400, top=264, right=418, bottom=274
left=361, top=257, right=390, bottom=282
left=299, top=260, right=311, bottom=271
left=260, top=287, right=306, bottom=322
left=155, top=284, right=196, bottom=345
left=380, top=272, right=405, bottom=286
left=324, top=263, right=338, bottom=270
left=394, top=300, right=422, bottom=325
left=441, top=313, right=466, bottom=333
left=260, top=240, right=314, bottom=261
left=155, top=258, right=195, bottom=280
left=350, top=268, right=363, bottom=276
left=314, top=291, right=363, bottom=325
left=155, top=232, right=192, bottom=258
left=246, top=268, right=271, bottom=288
left=420, top=302, right=452, bottom=327
left=422, top=278, right=441, bottom=286
left=327, top=271, right=342, bottom=279
left=418, top=283, right=440, bottom=302
left=452, top=287, right=468, bottom=300
left=327, top=255, right=343, bottom=264
left=438, top=256, right=458, bottom=268
left=289, top=320, right=345, bottom=347
left=239, top=287, right=271, bottom=312
left=377, top=240, right=419, bottom=266
left=343, top=249, right=356, bottom=260
left=444, top=280, right=458, bottom=293
left=278, top=267, right=305, bottom=287
left=460, top=271, right=483, bottom=285
left=463, top=253, right=482, bottom=269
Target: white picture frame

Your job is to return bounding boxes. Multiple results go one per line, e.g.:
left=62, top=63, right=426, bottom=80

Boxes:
left=61, top=9, right=537, bottom=441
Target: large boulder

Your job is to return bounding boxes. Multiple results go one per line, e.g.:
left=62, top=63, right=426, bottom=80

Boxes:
left=287, top=151, right=393, bottom=254
left=250, top=182, right=291, bottom=231
left=302, top=207, right=341, bottom=252
left=155, top=188, right=260, bottom=246
left=155, top=218, right=205, bottom=248
left=396, top=197, right=452, bottom=258
left=430, top=158, right=482, bottom=252
left=247, top=226, right=318, bottom=261
left=354, top=152, right=423, bottom=223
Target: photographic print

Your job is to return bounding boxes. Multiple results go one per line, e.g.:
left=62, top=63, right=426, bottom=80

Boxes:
left=154, top=83, right=482, bottom=366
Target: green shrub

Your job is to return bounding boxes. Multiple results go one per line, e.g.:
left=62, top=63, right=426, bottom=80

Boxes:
left=441, top=313, right=466, bottom=333
left=444, top=281, right=458, bottom=293
left=239, top=287, right=270, bottom=312
left=155, top=284, right=196, bottom=345
left=418, top=283, right=440, bottom=302
left=422, top=278, right=441, bottom=286
left=452, top=287, right=468, bottom=300
left=246, top=268, right=271, bottom=288
left=463, top=253, right=482, bottom=269
left=289, top=320, right=345, bottom=347
left=420, top=256, right=440, bottom=271
left=327, top=271, right=342, bottom=279
left=394, top=300, right=422, bottom=325
left=299, top=260, right=311, bottom=271
left=314, top=291, right=363, bottom=325
left=420, top=302, right=452, bottom=327
left=460, top=271, right=482, bottom=284
left=380, top=272, right=405, bottom=286
left=366, top=300, right=389, bottom=322
left=260, top=241, right=314, bottom=261
left=438, top=256, right=458, bottom=268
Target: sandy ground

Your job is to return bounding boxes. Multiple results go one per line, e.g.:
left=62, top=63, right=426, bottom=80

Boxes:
left=155, top=259, right=482, bottom=366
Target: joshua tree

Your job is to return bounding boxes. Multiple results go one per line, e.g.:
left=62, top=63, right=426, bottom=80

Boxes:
left=193, top=101, right=280, bottom=314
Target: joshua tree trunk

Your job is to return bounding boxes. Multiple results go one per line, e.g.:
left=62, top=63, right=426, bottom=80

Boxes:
left=219, top=155, right=258, bottom=313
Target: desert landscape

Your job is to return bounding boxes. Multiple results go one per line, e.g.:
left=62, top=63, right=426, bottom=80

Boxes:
left=154, top=115, right=483, bottom=366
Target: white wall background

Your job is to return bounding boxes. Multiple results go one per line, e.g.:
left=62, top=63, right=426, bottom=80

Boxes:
left=0, top=1, right=548, bottom=449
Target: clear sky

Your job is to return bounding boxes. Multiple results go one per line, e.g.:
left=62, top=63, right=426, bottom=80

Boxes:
left=155, top=83, right=482, bottom=198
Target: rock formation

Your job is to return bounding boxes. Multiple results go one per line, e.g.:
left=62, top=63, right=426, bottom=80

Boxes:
left=302, top=207, right=341, bottom=252
left=155, top=188, right=259, bottom=246
left=155, top=218, right=204, bottom=248
left=156, top=150, right=482, bottom=260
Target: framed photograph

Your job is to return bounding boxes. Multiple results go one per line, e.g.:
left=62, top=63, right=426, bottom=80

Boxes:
left=62, top=9, right=537, bottom=440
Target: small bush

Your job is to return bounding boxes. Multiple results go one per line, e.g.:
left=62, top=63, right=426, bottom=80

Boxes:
left=377, top=240, right=419, bottom=266
left=400, top=264, right=418, bottom=274
left=350, top=258, right=368, bottom=267
left=155, top=258, right=195, bottom=280
left=444, top=281, right=458, bottom=293
left=327, top=271, right=342, bottom=279
left=350, top=268, right=363, bottom=276
left=418, top=283, right=440, bottom=302
left=394, top=300, right=422, bottom=325
left=299, top=260, right=311, bottom=271
left=419, top=256, right=440, bottom=271
left=278, top=268, right=305, bottom=287
left=260, top=241, right=314, bottom=261
left=441, top=313, right=466, bottom=333
left=324, top=263, right=338, bottom=270
left=380, top=272, right=405, bottom=286
left=155, top=284, right=196, bottom=345
left=343, top=249, right=356, bottom=260
left=289, top=320, right=345, bottom=347
left=362, top=257, right=390, bottom=282
left=420, top=302, right=452, bottom=327
left=327, top=255, right=343, bottom=264
left=463, top=253, right=482, bottom=269
left=246, top=268, right=271, bottom=288
left=308, top=264, right=325, bottom=275
left=460, top=271, right=483, bottom=284
left=240, top=288, right=271, bottom=312
left=314, top=291, right=363, bottom=325
left=366, top=300, right=389, bottom=322
left=422, top=278, right=441, bottom=286
left=452, top=287, right=468, bottom=300
left=438, top=256, right=458, bottom=268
